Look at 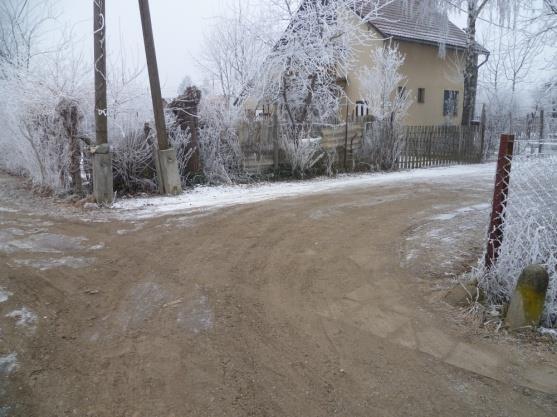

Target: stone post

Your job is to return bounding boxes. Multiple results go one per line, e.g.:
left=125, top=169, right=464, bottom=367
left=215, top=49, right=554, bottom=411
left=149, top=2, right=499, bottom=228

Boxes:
left=92, top=144, right=113, bottom=205
left=506, top=265, right=549, bottom=330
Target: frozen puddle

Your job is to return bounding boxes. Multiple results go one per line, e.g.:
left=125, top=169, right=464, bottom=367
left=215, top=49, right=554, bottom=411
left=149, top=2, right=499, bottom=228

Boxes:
left=0, top=233, right=88, bottom=254
left=92, top=282, right=214, bottom=340
left=12, top=256, right=94, bottom=271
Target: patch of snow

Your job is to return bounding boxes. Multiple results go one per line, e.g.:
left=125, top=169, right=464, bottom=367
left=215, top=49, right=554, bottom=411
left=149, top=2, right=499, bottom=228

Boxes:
left=114, top=164, right=495, bottom=219
left=176, top=295, right=213, bottom=334
left=3, top=228, right=25, bottom=236
left=0, top=233, right=87, bottom=254
left=431, top=203, right=491, bottom=221
left=0, top=288, right=12, bottom=303
left=116, top=223, right=144, bottom=235
left=308, top=193, right=408, bottom=220
left=0, top=207, right=18, bottom=213
left=12, top=256, right=94, bottom=271
left=539, top=328, right=557, bottom=339
left=118, top=282, right=169, bottom=332
left=6, top=307, right=37, bottom=329
left=0, top=353, right=18, bottom=375
left=90, top=243, right=105, bottom=250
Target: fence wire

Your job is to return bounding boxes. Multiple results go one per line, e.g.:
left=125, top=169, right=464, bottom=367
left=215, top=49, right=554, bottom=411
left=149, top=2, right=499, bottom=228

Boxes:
left=480, top=154, right=557, bottom=327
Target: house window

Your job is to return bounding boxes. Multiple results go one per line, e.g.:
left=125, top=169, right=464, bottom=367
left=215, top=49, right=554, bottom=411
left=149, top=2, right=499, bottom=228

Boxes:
left=355, top=100, right=368, bottom=117
left=552, top=99, right=557, bottom=119
left=397, top=86, right=407, bottom=98
left=443, top=90, right=459, bottom=117
left=417, top=88, right=425, bottom=103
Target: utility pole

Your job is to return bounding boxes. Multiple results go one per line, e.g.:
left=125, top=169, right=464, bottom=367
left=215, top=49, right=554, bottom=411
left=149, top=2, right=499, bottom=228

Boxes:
left=138, top=0, right=182, bottom=195
left=93, top=0, right=114, bottom=204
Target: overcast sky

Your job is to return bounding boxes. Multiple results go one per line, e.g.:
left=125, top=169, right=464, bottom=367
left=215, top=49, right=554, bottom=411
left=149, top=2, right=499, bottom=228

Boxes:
left=55, top=0, right=241, bottom=97
left=52, top=1, right=471, bottom=98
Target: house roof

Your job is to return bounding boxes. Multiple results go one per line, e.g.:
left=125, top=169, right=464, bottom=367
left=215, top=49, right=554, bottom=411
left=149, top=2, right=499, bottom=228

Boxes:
left=352, top=0, right=489, bottom=54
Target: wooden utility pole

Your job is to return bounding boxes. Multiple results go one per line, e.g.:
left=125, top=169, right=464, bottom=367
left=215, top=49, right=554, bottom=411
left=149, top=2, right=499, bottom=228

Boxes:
left=92, top=0, right=113, bottom=204
left=138, top=0, right=169, bottom=151
left=94, top=0, right=107, bottom=146
left=138, top=0, right=181, bottom=194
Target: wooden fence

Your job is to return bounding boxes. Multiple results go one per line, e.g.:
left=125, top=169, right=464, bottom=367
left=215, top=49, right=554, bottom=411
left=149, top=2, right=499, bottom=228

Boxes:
left=237, top=120, right=484, bottom=175
left=398, top=125, right=483, bottom=169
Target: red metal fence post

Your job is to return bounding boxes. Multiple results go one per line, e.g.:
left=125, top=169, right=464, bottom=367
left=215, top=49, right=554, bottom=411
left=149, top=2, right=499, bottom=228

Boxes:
left=485, top=134, right=515, bottom=269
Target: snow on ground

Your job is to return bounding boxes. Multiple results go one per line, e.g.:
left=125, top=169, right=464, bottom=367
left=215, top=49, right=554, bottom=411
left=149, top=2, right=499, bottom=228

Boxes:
left=11, top=256, right=94, bottom=271
left=540, top=328, right=557, bottom=340
left=0, top=353, right=18, bottom=375
left=430, top=204, right=491, bottom=221
left=114, top=164, right=495, bottom=219
left=5, top=307, right=38, bottom=331
left=0, top=288, right=12, bottom=303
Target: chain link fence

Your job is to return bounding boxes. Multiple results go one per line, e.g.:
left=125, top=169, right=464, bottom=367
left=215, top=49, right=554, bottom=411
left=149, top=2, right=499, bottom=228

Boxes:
left=479, top=140, right=557, bottom=327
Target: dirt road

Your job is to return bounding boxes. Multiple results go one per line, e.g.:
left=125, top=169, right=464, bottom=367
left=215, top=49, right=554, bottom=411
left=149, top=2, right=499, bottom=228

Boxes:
left=0, top=166, right=556, bottom=417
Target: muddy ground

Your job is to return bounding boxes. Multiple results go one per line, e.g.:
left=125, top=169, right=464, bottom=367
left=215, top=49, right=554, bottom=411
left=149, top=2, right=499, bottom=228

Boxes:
left=0, top=167, right=556, bottom=417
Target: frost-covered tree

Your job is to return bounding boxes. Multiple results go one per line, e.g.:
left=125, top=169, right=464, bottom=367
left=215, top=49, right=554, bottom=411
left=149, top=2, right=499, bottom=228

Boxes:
left=177, top=75, right=193, bottom=96
left=249, top=0, right=393, bottom=131
left=0, top=0, right=156, bottom=194
left=361, top=43, right=411, bottom=124
left=198, top=1, right=268, bottom=103
left=0, top=0, right=56, bottom=71
left=239, top=0, right=396, bottom=176
left=522, top=0, right=557, bottom=40
left=198, top=97, right=244, bottom=184
left=360, top=43, right=411, bottom=170
left=477, top=13, right=546, bottom=137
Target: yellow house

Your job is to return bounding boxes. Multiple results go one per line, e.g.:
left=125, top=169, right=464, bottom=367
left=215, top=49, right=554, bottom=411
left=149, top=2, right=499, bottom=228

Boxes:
left=245, top=1, right=488, bottom=127
left=344, top=1, right=488, bottom=126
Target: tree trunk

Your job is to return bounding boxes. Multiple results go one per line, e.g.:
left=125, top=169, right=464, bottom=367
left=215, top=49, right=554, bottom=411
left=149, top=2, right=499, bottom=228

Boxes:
left=462, top=2, right=479, bottom=126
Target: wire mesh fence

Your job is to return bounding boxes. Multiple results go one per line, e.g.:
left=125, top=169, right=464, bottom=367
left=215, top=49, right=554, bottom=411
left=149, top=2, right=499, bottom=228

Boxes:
left=480, top=143, right=557, bottom=327
left=485, top=110, right=557, bottom=159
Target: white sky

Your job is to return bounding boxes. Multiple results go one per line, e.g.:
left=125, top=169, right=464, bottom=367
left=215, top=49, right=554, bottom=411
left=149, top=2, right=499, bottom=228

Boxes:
left=52, top=1, right=470, bottom=98
left=53, top=1, right=551, bottom=101
left=55, top=0, right=240, bottom=97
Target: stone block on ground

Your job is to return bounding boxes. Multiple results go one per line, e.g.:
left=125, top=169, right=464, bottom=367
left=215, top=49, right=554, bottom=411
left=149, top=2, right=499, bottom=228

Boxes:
left=506, top=265, right=549, bottom=331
